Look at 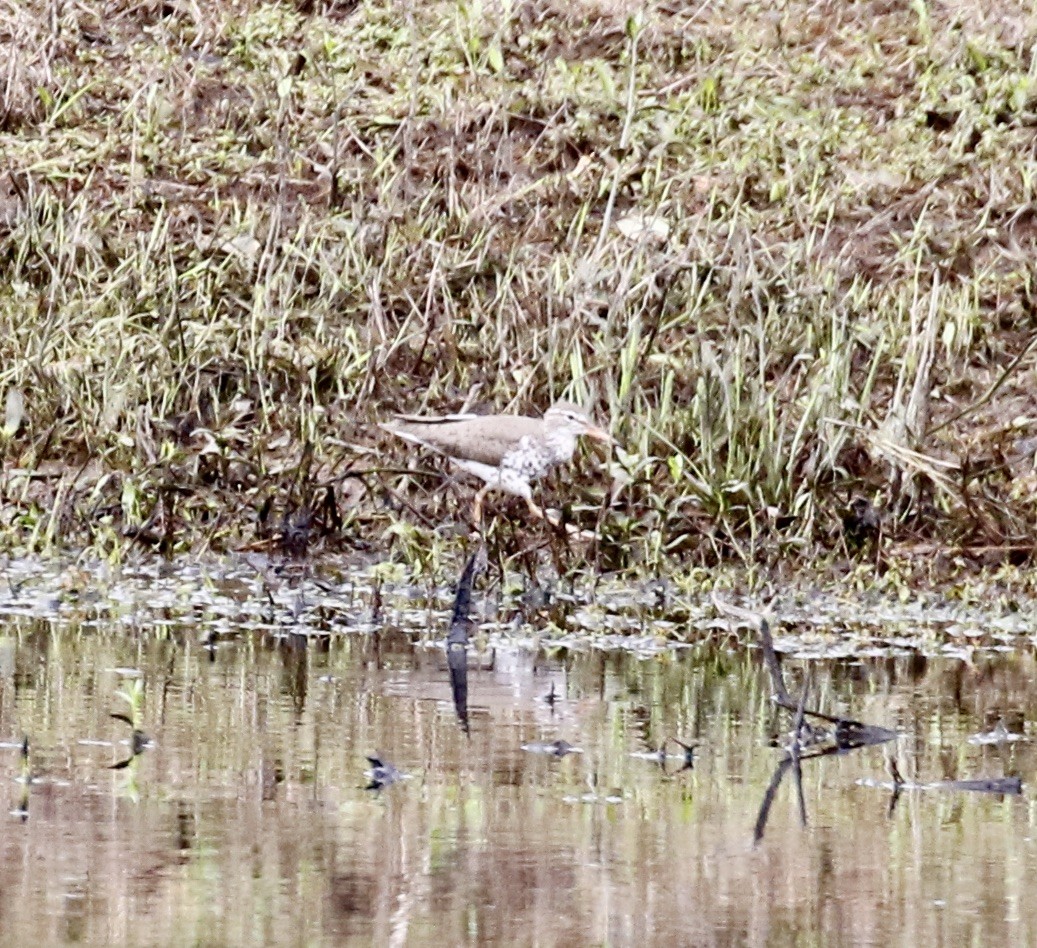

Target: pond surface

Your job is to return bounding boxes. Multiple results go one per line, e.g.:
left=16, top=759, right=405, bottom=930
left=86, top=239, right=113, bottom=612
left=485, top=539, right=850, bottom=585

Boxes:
left=0, top=558, right=1035, bottom=945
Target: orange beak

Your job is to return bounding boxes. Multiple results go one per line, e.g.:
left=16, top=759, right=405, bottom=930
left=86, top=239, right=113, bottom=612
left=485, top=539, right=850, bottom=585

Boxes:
left=584, top=425, right=615, bottom=445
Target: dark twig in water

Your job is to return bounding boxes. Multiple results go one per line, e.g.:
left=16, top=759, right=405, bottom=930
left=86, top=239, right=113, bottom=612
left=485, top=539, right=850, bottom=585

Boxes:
left=671, top=738, right=697, bottom=769
left=370, top=579, right=383, bottom=625
left=448, top=544, right=487, bottom=646
left=365, top=754, right=407, bottom=791
left=713, top=597, right=897, bottom=750
left=753, top=757, right=792, bottom=845
left=715, top=598, right=901, bottom=844
left=758, top=617, right=791, bottom=707
left=446, top=546, right=487, bottom=734
left=790, top=671, right=810, bottom=827
left=448, top=644, right=469, bottom=735
left=711, top=597, right=790, bottom=705
left=879, top=754, right=1021, bottom=816
left=791, top=671, right=810, bottom=749
left=887, top=755, right=904, bottom=816
left=109, top=713, right=151, bottom=770
left=934, top=777, right=1023, bottom=794
left=14, top=738, right=30, bottom=822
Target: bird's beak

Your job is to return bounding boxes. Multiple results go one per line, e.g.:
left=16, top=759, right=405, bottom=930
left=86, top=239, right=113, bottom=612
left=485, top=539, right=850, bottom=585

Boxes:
left=585, top=425, right=615, bottom=445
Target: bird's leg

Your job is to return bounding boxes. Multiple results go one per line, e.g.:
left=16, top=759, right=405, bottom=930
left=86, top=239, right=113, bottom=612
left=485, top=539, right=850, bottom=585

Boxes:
left=527, top=497, right=591, bottom=537
left=471, top=486, right=490, bottom=528
left=525, top=497, right=567, bottom=530
left=524, top=497, right=549, bottom=522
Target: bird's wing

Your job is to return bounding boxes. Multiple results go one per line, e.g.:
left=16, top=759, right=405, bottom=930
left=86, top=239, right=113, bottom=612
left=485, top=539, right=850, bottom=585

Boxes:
left=392, top=411, right=481, bottom=423
left=383, top=415, right=541, bottom=468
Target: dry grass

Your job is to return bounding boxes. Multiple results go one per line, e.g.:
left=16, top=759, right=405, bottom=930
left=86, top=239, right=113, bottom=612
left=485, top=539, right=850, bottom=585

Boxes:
left=1, top=0, right=1037, bottom=576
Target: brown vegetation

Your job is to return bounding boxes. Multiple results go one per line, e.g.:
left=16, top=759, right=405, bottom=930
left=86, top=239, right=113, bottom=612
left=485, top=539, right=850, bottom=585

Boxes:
left=1, top=0, right=1036, bottom=579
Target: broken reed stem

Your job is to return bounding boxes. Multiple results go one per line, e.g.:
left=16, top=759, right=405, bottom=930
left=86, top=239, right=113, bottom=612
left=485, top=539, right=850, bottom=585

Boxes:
left=710, top=597, right=792, bottom=705
left=791, top=668, right=810, bottom=750
left=758, top=617, right=792, bottom=706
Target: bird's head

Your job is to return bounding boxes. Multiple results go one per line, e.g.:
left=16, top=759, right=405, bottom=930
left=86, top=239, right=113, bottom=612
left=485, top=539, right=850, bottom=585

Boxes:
left=544, top=401, right=613, bottom=444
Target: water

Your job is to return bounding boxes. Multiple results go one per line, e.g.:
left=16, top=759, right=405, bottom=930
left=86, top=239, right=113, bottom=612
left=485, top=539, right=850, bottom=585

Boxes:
left=0, top=559, right=1034, bottom=945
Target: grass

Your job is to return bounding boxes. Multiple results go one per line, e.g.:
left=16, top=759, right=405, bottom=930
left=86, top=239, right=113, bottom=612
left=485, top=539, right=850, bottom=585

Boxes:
left=1, top=0, right=1037, bottom=581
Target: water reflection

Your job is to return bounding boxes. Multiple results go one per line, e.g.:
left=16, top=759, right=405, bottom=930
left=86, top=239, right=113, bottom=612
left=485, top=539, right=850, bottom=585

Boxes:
left=0, top=615, right=1034, bottom=944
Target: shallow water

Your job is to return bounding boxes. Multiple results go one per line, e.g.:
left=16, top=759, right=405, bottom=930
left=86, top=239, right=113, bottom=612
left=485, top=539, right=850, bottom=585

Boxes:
left=0, top=559, right=1035, bottom=945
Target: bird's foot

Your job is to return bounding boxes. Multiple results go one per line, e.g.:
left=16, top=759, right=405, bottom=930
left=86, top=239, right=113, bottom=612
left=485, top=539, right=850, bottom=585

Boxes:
left=543, top=508, right=598, bottom=541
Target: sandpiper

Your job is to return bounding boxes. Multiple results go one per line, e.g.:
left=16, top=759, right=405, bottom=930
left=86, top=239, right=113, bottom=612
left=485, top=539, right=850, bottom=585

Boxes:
left=381, top=400, right=612, bottom=527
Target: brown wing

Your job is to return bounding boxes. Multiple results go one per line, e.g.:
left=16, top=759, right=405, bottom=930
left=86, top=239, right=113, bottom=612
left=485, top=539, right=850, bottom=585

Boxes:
left=389, top=415, right=541, bottom=466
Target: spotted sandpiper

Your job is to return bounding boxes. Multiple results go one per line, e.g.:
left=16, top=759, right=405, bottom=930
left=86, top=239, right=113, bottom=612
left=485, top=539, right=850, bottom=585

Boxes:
left=380, top=400, right=612, bottom=528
